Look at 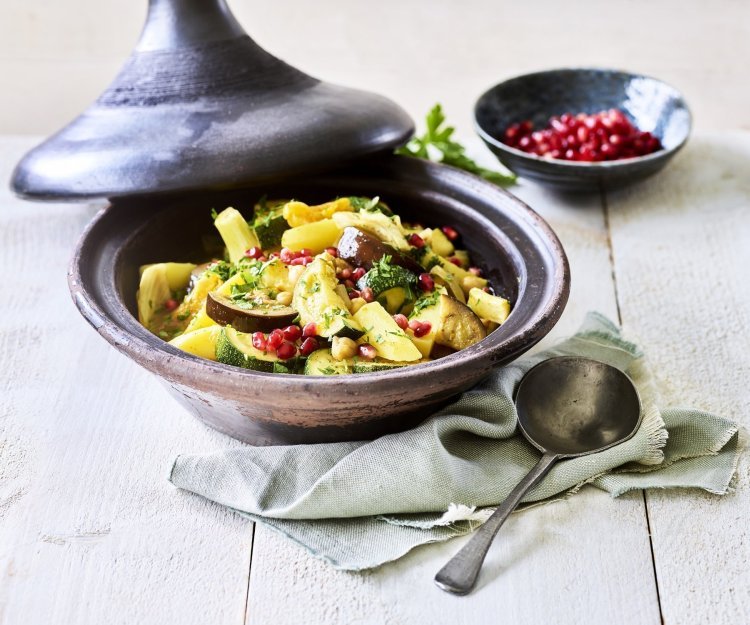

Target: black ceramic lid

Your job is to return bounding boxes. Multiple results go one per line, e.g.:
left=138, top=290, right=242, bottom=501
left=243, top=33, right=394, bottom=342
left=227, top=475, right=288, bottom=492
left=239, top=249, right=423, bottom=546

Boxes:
left=10, top=0, right=414, bottom=201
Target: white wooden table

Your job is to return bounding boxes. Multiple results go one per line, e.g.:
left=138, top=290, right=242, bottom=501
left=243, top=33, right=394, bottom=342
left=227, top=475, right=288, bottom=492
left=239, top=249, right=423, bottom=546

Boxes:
left=0, top=134, right=748, bottom=625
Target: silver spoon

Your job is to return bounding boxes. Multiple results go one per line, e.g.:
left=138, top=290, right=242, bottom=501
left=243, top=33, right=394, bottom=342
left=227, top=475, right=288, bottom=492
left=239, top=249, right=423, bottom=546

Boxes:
left=434, top=356, right=642, bottom=595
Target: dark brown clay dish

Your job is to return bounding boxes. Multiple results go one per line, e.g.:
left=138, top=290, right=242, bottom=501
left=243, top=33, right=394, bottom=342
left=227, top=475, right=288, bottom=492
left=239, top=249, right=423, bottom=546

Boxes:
left=68, top=156, right=570, bottom=445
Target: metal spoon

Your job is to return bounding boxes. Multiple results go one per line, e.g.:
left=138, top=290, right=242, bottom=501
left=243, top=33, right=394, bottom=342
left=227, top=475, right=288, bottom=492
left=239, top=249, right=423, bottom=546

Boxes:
left=434, top=356, right=642, bottom=595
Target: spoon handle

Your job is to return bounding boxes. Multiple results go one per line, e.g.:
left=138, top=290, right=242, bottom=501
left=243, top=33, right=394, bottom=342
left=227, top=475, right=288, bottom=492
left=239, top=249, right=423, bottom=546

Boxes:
left=434, top=452, right=559, bottom=595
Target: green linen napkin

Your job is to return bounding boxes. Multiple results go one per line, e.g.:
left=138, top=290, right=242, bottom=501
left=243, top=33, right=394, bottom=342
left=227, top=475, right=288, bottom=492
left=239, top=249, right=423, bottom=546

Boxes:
left=169, top=313, right=741, bottom=570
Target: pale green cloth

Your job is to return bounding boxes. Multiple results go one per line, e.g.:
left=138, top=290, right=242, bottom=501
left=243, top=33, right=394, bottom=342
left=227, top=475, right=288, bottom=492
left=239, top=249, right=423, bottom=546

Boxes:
left=169, top=313, right=741, bottom=570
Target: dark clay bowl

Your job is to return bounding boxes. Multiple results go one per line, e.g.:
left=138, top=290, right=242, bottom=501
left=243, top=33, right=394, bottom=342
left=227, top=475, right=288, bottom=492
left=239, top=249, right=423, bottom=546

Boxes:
left=475, top=68, right=692, bottom=192
left=68, top=156, right=569, bottom=445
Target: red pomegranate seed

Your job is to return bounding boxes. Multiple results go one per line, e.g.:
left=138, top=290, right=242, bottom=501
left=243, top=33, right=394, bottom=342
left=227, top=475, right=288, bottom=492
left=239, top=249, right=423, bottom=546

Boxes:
left=408, top=319, right=421, bottom=332
left=299, top=337, right=318, bottom=356
left=418, top=273, right=435, bottom=292
left=448, top=257, right=462, bottom=266
left=279, top=248, right=295, bottom=264
left=245, top=246, right=263, bottom=259
left=351, top=267, right=366, bottom=281
left=282, top=325, right=302, bottom=342
left=302, top=322, right=318, bottom=338
left=344, top=279, right=355, bottom=289
left=289, top=257, right=307, bottom=266
left=301, top=256, right=313, bottom=266
left=252, top=332, right=267, bottom=351
left=267, top=329, right=285, bottom=351
left=469, top=267, right=482, bottom=276
left=392, top=314, right=409, bottom=330
left=348, top=289, right=360, bottom=299
left=164, top=298, right=178, bottom=312
left=408, top=233, right=425, bottom=248
left=276, top=341, right=297, bottom=360
left=441, top=226, right=459, bottom=241
left=338, top=267, right=352, bottom=280
left=299, top=248, right=314, bottom=258
left=413, top=321, right=432, bottom=338
left=325, top=247, right=338, bottom=257
left=357, top=344, right=377, bottom=360
left=502, top=109, right=662, bottom=162
left=360, top=287, right=375, bottom=303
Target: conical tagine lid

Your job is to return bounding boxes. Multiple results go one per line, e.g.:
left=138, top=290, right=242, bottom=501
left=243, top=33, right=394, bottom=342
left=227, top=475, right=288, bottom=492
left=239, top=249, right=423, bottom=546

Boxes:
left=11, top=0, right=414, bottom=201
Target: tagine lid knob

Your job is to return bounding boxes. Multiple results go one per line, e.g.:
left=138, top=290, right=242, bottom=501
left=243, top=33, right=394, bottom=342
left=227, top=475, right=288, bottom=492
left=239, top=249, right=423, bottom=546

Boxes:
left=11, top=0, right=414, bottom=201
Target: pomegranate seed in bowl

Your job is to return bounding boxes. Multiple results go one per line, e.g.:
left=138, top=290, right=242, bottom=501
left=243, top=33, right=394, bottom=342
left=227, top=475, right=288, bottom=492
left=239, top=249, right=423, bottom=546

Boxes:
left=502, top=109, right=663, bottom=162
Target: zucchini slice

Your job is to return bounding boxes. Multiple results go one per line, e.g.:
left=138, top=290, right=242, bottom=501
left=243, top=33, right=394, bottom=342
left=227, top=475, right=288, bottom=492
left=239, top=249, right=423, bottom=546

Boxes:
left=252, top=208, right=287, bottom=249
left=353, top=302, right=422, bottom=362
left=304, top=349, right=352, bottom=375
left=356, top=257, right=417, bottom=297
left=216, top=327, right=301, bottom=373
left=304, top=349, right=419, bottom=375
left=293, top=256, right=365, bottom=339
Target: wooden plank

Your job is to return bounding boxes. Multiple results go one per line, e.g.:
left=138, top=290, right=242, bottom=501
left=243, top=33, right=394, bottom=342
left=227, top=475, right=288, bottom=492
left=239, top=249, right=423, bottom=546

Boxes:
left=606, top=132, right=750, bottom=625
left=0, top=137, right=253, bottom=625
left=245, top=142, right=661, bottom=625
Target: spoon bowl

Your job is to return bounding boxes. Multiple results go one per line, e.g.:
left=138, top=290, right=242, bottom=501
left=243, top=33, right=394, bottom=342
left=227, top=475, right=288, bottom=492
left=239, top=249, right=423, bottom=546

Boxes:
left=516, top=357, right=642, bottom=457
left=435, top=356, right=642, bottom=595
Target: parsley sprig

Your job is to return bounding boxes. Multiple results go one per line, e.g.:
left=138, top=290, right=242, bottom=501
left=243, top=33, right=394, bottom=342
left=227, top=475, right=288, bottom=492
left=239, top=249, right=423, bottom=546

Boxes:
left=396, top=104, right=516, bottom=187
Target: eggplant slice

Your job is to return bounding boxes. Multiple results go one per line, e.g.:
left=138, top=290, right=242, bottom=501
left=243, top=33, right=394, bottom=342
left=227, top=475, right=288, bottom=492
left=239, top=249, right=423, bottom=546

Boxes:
left=337, top=227, right=424, bottom=274
left=206, top=291, right=297, bottom=332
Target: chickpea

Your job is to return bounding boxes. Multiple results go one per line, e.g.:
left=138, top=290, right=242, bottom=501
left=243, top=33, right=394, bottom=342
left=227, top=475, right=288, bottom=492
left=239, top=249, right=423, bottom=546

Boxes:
left=275, top=290, right=293, bottom=306
left=331, top=336, right=358, bottom=361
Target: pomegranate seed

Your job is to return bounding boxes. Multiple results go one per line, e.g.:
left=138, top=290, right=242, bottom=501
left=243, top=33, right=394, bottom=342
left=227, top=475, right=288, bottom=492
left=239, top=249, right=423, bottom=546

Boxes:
left=338, top=267, right=352, bottom=279
left=325, top=247, right=338, bottom=257
left=282, top=325, right=302, bottom=342
left=502, top=109, right=662, bottom=161
left=276, top=341, right=297, bottom=360
left=360, top=287, right=375, bottom=303
left=357, top=344, right=377, bottom=360
left=299, top=337, right=318, bottom=356
left=351, top=267, right=366, bottom=281
left=257, top=255, right=268, bottom=262
left=469, top=267, right=482, bottom=276
left=251, top=332, right=267, bottom=351
left=301, top=256, right=313, bottom=266
left=347, top=289, right=360, bottom=299
left=245, top=246, right=263, bottom=259
left=408, top=319, right=421, bottom=332
left=302, top=323, right=318, bottom=338
left=279, top=248, right=295, bottom=264
left=267, top=329, right=285, bottom=351
left=408, top=233, right=425, bottom=248
left=299, top=248, right=314, bottom=258
left=414, top=321, right=432, bottom=338
left=289, top=257, right=307, bottom=266
left=441, top=226, right=459, bottom=241
left=418, top=273, right=435, bottom=292
left=448, top=257, right=462, bottom=266
left=344, top=279, right=355, bottom=289
left=164, top=298, right=178, bottom=312
left=392, top=314, right=409, bottom=330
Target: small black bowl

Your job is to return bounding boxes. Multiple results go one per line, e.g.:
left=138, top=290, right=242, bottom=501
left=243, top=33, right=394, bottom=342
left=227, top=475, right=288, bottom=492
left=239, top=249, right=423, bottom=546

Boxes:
left=474, top=68, right=692, bottom=192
